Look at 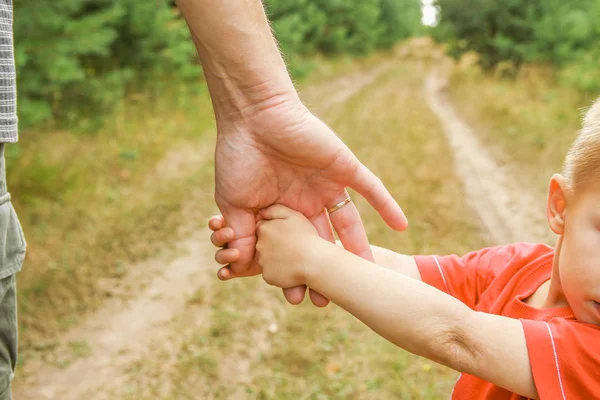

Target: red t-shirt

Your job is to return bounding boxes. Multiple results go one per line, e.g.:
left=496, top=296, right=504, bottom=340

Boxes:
left=415, top=243, right=600, bottom=400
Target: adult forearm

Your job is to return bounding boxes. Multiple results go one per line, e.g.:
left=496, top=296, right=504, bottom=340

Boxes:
left=177, top=0, right=297, bottom=122
left=307, top=241, right=473, bottom=367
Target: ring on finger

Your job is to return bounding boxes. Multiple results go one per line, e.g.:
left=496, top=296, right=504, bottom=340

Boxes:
left=327, top=196, right=352, bottom=214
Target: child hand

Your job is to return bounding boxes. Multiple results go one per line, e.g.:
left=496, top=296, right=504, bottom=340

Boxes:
left=255, top=205, right=321, bottom=289
left=208, top=215, right=262, bottom=280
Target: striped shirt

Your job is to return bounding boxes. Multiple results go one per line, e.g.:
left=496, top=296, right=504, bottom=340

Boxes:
left=0, top=0, right=16, bottom=142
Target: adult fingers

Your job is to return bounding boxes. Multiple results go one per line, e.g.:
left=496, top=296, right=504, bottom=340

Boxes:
left=210, top=227, right=235, bottom=248
left=309, top=209, right=335, bottom=242
left=217, top=259, right=262, bottom=280
left=282, top=286, right=307, bottom=305
left=307, top=210, right=333, bottom=307
left=328, top=191, right=375, bottom=262
left=351, top=163, right=408, bottom=231
left=219, top=206, right=257, bottom=274
left=215, top=248, right=240, bottom=265
left=208, top=215, right=225, bottom=231
left=308, top=288, right=329, bottom=307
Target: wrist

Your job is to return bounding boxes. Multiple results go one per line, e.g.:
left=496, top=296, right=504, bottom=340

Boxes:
left=209, top=69, right=298, bottom=126
left=303, top=238, right=336, bottom=288
left=177, top=0, right=299, bottom=128
left=215, top=87, right=307, bottom=145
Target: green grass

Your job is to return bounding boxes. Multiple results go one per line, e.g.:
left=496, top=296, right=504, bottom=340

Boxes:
left=12, top=82, right=218, bottom=352
left=447, top=63, right=598, bottom=196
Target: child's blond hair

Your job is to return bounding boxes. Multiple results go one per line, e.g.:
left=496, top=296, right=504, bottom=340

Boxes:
left=563, top=98, right=600, bottom=191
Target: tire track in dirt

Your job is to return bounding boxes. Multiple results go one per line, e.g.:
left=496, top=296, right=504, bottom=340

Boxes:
left=424, top=68, right=553, bottom=245
left=299, top=62, right=394, bottom=114
left=13, top=141, right=216, bottom=399
left=14, top=227, right=216, bottom=400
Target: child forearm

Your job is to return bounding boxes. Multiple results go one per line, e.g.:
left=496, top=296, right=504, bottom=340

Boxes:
left=307, top=240, right=473, bottom=368
left=336, top=241, right=422, bottom=280
left=370, top=245, right=423, bottom=281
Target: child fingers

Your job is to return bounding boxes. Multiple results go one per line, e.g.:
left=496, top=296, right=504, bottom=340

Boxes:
left=208, top=215, right=225, bottom=231
left=259, top=204, right=298, bottom=220
left=210, top=227, right=235, bottom=247
left=215, top=248, right=240, bottom=265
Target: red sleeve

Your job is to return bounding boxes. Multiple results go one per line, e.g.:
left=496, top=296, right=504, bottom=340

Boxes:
left=522, top=318, right=600, bottom=400
left=414, top=244, right=547, bottom=309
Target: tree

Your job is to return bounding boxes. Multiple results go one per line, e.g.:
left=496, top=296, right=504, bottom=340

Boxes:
left=15, top=0, right=196, bottom=128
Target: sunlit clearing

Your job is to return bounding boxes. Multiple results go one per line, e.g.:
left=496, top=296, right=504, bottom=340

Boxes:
left=421, top=0, right=439, bottom=27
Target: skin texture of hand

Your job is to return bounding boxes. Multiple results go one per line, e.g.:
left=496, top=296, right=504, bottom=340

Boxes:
left=215, top=97, right=408, bottom=306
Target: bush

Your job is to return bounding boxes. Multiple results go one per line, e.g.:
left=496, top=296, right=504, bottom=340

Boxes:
left=267, top=0, right=423, bottom=76
left=15, top=0, right=197, bottom=129
left=16, top=0, right=423, bottom=128
left=433, top=0, right=600, bottom=92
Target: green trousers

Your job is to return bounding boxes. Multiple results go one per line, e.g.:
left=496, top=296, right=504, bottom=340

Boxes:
left=0, top=144, right=27, bottom=400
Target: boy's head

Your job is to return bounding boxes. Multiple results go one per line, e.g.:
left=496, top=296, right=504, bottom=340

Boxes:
left=547, top=98, right=600, bottom=324
left=563, top=99, right=600, bottom=191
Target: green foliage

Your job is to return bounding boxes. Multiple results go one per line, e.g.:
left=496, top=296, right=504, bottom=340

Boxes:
left=433, top=0, right=600, bottom=91
left=16, top=0, right=422, bottom=127
left=559, top=51, right=600, bottom=93
left=15, top=0, right=197, bottom=129
left=378, top=0, right=423, bottom=48
left=266, top=0, right=423, bottom=77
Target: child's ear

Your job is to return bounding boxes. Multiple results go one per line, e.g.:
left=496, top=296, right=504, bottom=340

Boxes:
left=546, top=174, right=570, bottom=235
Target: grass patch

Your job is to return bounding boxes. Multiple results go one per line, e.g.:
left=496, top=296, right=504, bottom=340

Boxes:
left=13, top=83, right=218, bottom=352
left=186, top=287, right=206, bottom=306
left=447, top=63, right=598, bottom=196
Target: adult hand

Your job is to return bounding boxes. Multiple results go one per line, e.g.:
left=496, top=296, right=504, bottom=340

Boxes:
left=177, top=0, right=406, bottom=306
left=215, top=93, right=408, bottom=306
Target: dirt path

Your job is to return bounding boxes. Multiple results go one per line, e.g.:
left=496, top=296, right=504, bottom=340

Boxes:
left=299, top=62, right=395, bottom=116
left=13, top=65, right=393, bottom=400
left=424, top=68, right=552, bottom=245
left=14, top=228, right=216, bottom=400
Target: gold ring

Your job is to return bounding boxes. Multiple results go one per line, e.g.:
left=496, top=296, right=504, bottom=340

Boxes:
left=327, top=196, right=352, bottom=214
